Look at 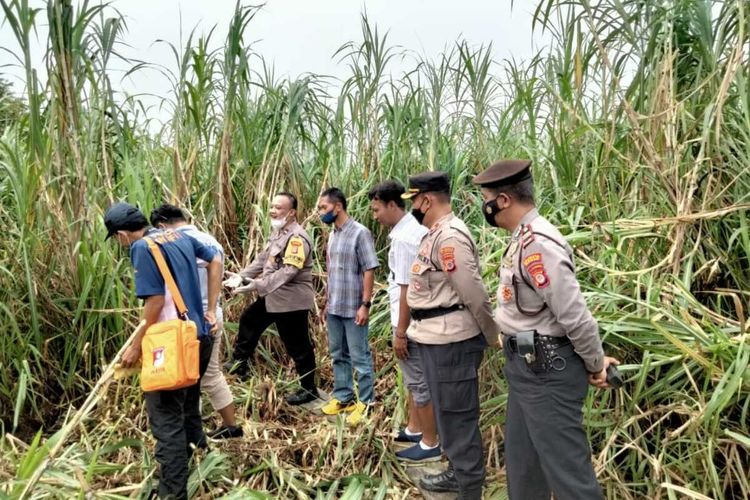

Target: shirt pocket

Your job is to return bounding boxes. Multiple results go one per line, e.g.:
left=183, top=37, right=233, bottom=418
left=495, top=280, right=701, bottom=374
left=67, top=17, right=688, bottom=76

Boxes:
left=410, top=263, right=432, bottom=293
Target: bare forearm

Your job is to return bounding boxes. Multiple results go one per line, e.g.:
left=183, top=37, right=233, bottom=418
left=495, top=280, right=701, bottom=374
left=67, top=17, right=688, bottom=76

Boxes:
left=362, top=269, right=375, bottom=302
left=397, top=285, right=410, bottom=335
left=206, top=257, right=221, bottom=312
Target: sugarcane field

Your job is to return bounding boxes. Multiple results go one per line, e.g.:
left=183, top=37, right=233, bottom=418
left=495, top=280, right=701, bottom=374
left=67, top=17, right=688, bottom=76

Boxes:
left=0, top=0, right=748, bottom=498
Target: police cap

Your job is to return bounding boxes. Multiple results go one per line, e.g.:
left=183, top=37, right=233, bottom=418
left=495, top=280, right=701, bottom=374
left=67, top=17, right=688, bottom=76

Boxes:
left=401, top=171, right=451, bottom=199
left=472, top=160, right=532, bottom=188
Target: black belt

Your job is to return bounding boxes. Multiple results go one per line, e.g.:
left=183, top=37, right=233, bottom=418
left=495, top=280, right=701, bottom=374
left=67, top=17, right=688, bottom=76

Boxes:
left=410, top=304, right=465, bottom=321
left=504, top=334, right=570, bottom=353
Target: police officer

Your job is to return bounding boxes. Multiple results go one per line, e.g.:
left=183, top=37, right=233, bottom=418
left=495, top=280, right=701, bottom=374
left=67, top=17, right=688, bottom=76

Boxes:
left=402, top=172, right=500, bottom=500
left=473, top=160, right=619, bottom=500
left=223, top=192, right=319, bottom=406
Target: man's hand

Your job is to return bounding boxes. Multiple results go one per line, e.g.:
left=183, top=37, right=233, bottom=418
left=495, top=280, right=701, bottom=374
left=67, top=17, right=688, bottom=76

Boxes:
left=205, top=310, right=218, bottom=333
left=223, top=272, right=243, bottom=289
left=121, top=344, right=142, bottom=368
left=354, top=305, right=370, bottom=326
left=588, top=356, right=620, bottom=389
left=394, top=333, right=408, bottom=360
left=233, top=279, right=257, bottom=295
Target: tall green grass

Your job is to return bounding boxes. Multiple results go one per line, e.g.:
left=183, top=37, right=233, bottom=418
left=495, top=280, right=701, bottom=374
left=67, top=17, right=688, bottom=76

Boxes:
left=0, top=0, right=748, bottom=498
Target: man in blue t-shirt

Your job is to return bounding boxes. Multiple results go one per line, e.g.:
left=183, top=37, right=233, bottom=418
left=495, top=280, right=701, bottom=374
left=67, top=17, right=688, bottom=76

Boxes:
left=105, top=202, right=222, bottom=500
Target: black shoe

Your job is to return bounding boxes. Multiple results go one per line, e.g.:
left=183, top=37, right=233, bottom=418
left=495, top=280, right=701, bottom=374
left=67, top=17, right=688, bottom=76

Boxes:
left=207, top=425, right=244, bottom=440
left=285, top=388, right=319, bottom=406
left=223, top=359, right=249, bottom=378
left=419, top=466, right=459, bottom=493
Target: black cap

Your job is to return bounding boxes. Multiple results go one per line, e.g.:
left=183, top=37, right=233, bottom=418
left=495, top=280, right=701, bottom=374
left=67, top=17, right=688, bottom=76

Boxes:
left=104, top=202, right=148, bottom=239
left=472, top=160, right=532, bottom=188
left=401, top=171, right=451, bottom=200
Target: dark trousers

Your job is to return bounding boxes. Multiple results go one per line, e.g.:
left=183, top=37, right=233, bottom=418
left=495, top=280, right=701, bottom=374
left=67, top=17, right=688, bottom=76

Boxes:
left=235, top=297, right=316, bottom=392
left=417, top=334, right=487, bottom=499
left=144, top=335, right=213, bottom=500
left=503, top=343, right=603, bottom=500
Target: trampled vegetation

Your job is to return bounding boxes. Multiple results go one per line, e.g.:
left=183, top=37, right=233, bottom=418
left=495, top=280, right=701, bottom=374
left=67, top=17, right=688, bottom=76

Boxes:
left=0, top=0, right=748, bottom=498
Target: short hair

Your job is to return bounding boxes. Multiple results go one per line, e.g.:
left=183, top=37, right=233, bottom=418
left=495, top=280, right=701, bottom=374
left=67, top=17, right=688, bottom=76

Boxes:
left=489, top=178, right=535, bottom=204
left=275, top=191, right=298, bottom=210
left=150, top=203, right=187, bottom=226
left=320, top=187, right=347, bottom=211
left=367, top=180, right=406, bottom=209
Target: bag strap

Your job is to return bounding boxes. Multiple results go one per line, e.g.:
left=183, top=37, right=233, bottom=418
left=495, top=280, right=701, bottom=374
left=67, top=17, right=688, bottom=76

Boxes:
left=144, top=236, right=188, bottom=319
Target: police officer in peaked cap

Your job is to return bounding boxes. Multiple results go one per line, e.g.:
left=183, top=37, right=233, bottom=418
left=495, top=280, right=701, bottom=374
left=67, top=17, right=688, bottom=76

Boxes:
left=473, top=160, right=620, bottom=500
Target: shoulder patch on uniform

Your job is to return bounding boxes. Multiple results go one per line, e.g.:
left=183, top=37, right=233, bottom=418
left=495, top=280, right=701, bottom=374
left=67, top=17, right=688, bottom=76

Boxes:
left=522, top=253, right=542, bottom=268
left=283, top=236, right=306, bottom=269
left=440, top=246, right=456, bottom=273
left=526, top=260, right=550, bottom=289
left=412, top=263, right=421, bottom=273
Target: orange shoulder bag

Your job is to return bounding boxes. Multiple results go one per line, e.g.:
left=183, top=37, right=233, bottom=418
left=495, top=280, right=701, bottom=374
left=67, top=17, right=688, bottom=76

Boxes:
left=140, top=237, right=201, bottom=392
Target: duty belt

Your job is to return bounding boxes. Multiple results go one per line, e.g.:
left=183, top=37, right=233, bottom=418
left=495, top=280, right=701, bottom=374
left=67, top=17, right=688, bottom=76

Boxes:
left=410, top=304, right=465, bottom=321
left=504, top=333, right=572, bottom=373
left=504, top=334, right=570, bottom=353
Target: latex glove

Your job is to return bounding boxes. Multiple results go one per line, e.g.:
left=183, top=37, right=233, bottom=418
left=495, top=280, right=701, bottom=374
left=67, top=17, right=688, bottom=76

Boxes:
left=223, top=272, right=243, bottom=289
left=233, top=279, right=257, bottom=295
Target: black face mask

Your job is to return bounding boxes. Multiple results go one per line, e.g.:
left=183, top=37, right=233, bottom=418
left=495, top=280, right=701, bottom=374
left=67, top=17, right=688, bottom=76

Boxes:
left=482, top=198, right=503, bottom=227
left=411, top=207, right=426, bottom=225
left=411, top=199, right=429, bottom=225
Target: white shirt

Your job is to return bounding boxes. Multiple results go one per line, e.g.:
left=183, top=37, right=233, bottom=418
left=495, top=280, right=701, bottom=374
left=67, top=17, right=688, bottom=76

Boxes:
left=158, top=225, right=224, bottom=323
left=387, top=213, right=428, bottom=328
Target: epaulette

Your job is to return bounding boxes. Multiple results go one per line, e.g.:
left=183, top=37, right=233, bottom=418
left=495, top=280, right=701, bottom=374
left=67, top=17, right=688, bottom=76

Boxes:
left=520, top=224, right=536, bottom=248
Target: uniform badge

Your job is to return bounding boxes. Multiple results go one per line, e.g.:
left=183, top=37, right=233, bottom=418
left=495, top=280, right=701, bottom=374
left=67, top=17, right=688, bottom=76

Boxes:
left=412, top=264, right=421, bottom=273
left=503, top=240, right=519, bottom=267
left=501, top=286, right=513, bottom=303
left=282, top=236, right=306, bottom=269
left=440, top=246, right=456, bottom=273
left=526, top=258, right=550, bottom=289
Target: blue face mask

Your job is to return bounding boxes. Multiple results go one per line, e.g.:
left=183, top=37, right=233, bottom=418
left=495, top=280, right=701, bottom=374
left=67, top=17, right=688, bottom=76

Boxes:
left=320, top=210, right=337, bottom=225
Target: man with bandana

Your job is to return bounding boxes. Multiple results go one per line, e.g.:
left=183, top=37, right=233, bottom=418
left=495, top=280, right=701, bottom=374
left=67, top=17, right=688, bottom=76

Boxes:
left=222, top=191, right=319, bottom=406
left=473, top=159, right=619, bottom=500
left=402, top=171, right=500, bottom=499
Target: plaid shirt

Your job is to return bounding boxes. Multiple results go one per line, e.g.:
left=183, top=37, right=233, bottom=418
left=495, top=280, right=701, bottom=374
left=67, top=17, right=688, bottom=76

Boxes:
left=326, top=217, right=379, bottom=317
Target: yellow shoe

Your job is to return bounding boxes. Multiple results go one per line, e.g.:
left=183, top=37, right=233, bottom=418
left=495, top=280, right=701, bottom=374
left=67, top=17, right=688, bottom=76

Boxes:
left=321, top=398, right=358, bottom=416
left=345, top=401, right=367, bottom=426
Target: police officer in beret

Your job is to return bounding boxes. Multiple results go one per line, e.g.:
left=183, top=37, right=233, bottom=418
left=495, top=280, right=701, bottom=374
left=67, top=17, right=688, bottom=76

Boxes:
left=403, top=171, right=500, bottom=499
left=473, top=160, right=619, bottom=500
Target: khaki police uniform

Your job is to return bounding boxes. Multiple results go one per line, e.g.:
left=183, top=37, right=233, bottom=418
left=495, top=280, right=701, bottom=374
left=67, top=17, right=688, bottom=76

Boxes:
left=405, top=190, right=499, bottom=498
left=475, top=160, right=605, bottom=500
left=231, top=220, right=317, bottom=392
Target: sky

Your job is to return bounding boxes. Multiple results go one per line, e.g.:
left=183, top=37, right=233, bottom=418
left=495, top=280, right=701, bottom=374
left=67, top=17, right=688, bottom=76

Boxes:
left=0, top=0, right=547, bottom=119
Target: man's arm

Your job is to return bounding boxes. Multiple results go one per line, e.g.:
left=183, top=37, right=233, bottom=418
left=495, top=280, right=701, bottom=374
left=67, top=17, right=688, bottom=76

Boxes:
left=393, top=284, right=410, bottom=360
left=121, top=295, right=164, bottom=367
left=355, top=268, right=375, bottom=326
left=440, top=235, right=499, bottom=344
left=240, top=248, right=267, bottom=280
left=253, top=236, right=309, bottom=296
left=521, top=238, right=604, bottom=373
left=205, top=255, right=221, bottom=330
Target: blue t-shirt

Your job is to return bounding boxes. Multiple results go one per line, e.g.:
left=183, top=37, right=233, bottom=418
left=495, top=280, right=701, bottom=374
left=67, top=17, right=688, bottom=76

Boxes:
left=130, top=228, right=217, bottom=338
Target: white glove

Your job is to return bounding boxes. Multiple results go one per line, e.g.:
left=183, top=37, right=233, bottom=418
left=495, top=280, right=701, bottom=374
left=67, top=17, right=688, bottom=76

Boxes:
left=233, top=279, right=257, bottom=295
left=223, top=272, right=243, bottom=289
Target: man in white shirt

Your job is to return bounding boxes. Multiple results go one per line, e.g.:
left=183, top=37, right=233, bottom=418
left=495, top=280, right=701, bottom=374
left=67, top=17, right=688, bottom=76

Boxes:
left=150, top=204, right=242, bottom=440
left=368, top=181, right=440, bottom=462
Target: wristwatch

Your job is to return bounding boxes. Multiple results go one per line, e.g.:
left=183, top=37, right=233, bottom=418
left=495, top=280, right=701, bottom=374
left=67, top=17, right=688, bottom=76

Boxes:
left=361, top=300, right=372, bottom=308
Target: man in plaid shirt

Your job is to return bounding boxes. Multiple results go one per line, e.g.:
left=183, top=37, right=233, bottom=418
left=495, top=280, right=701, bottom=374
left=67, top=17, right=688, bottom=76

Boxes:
left=317, top=187, right=379, bottom=425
